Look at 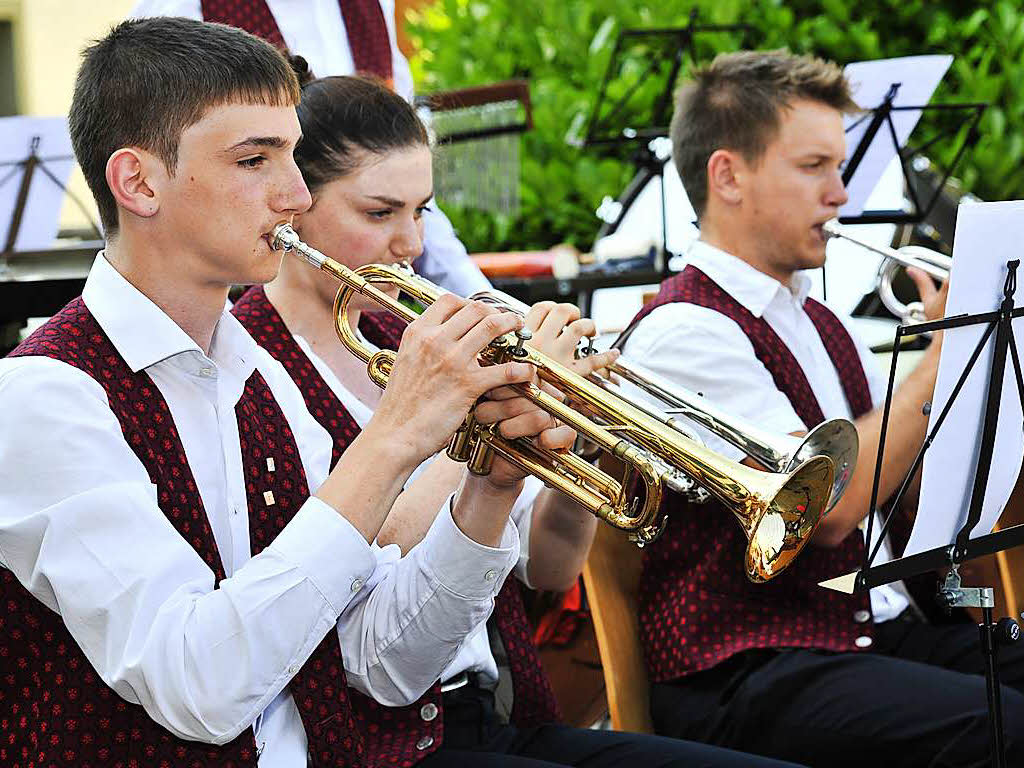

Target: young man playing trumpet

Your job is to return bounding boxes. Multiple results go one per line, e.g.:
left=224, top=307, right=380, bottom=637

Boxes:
left=621, top=49, right=1024, bottom=767
left=0, top=17, right=570, bottom=767
left=0, top=18, right=800, bottom=768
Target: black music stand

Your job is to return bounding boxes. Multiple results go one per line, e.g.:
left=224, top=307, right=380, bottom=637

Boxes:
left=822, top=73, right=984, bottom=303
left=838, top=81, right=986, bottom=227
left=821, top=260, right=1024, bottom=768
left=0, top=133, right=101, bottom=264
left=580, top=13, right=752, bottom=273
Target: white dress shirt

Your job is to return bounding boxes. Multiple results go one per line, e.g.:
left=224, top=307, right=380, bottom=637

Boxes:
left=0, top=254, right=518, bottom=767
left=130, top=0, right=492, bottom=297
left=620, top=239, right=912, bottom=623
left=292, top=331, right=543, bottom=692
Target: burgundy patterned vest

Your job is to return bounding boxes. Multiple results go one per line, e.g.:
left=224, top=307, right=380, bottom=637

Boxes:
left=232, top=287, right=561, bottom=758
left=201, top=0, right=394, bottom=81
left=621, top=266, right=876, bottom=682
left=1, top=298, right=364, bottom=767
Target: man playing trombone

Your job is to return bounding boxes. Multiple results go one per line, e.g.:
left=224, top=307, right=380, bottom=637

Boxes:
left=621, top=49, right=1024, bottom=767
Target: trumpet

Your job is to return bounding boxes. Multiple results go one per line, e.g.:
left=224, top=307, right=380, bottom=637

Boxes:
left=822, top=219, right=950, bottom=323
left=269, top=224, right=834, bottom=581
left=468, top=289, right=858, bottom=513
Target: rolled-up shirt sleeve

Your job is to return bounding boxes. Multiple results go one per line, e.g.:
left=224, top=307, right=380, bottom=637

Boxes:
left=337, top=492, right=519, bottom=705
left=0, top=357, right=375, bottom=745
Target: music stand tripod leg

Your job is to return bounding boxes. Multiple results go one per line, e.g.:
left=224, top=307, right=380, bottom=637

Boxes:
left=939, top=568, right=1017, bottom=768
left=981, top=605, right=1006, bottom=768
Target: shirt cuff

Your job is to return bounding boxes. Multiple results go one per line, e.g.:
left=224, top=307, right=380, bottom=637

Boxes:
left=268, top=496, right=376, bottom=615
left=418, top=493, right=519, bottom=600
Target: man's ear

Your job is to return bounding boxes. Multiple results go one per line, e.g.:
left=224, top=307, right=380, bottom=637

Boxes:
left=706, top=148, right=744, bottom=207
left=105, top=148, right=163, bottom=221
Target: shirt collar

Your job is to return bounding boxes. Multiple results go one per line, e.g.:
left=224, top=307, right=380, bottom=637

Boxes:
left=684, top=239, right=813, bottom=318
left=81, top=251, right=258, bottom=374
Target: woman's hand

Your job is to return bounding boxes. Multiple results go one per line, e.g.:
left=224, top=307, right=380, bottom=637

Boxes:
left=524, top=301, right=620, bottom=378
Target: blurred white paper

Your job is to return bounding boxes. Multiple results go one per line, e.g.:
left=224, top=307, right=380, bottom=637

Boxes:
left=840, top=55, right=952, bottom=217
left=0, top=117, right=76, bottom=251
left=905, top=201, right=1024, bottom=557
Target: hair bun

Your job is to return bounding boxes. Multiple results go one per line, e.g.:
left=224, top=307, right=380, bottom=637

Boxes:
left=288, top=55, right=314, bottom=86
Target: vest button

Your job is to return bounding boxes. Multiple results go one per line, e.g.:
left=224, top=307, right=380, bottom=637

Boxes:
left=854, top=635, right=873, bottom=649
left=416, top=735, right=435, bottom=751
left=420, top=702, right=438, bottom=722
left=853, top=609, right=871, bottom=624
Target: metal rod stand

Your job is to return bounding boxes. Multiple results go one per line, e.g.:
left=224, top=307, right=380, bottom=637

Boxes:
left=938, top=566, right=1020, bottom=768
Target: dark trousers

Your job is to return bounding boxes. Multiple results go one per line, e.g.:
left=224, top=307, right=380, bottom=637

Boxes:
left=416, top=685, right=804, bottom=768
left=650, top=611, right=1024, bottom=768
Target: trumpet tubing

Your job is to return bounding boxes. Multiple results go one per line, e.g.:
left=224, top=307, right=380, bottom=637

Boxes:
left=822, top=218, right=951, bottom=323
left=269, top=224, right=834, bottom=580
left=470, top=288, right=858, bottom=512
left=602, top=360, right=858, bottom=513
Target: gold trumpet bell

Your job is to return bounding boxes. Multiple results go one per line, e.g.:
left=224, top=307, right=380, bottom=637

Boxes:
left=742, top=455, right=834, bottom=582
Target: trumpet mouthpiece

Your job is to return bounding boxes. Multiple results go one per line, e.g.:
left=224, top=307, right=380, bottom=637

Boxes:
left=269, top=223, right=299, bottom=252
left=268, top=223, right=327, bottom=269
left=821, top=219, right=842, bottom=239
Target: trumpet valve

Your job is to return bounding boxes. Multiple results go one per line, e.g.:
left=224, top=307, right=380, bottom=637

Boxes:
left=448, top=414, right=477, bottom=463
left=468, top=434, right=496, bottom=475
left=511, top=328, right=533, bottom=357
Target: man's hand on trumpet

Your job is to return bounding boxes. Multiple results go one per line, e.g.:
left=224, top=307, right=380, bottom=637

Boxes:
left=472, top=300, right=618, bottom=488
left=371, top=293, right=537, bottom=465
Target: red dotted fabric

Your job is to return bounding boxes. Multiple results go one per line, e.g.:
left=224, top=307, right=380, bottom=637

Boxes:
left=233, top=287, right=360, bottom=467
left=337, top=0, right=394, bottom=81
left=234, top=370, right=369, bottom=768
left=201, top=0, right=395, bottom=82
left=490, top=579, right=562, bottom=728
left=3, top=298, right=258, bottom=766
left=620, top=266, right=875, bottom=682
left=803, top=299, right=874, bottom=419
left=233, top=287, right=561, bottom=761
left=201, top=0, right=288, bottom=50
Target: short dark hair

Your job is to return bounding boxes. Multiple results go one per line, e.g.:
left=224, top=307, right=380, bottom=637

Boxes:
left=69, top=17, right=300, bottom=235
left=671, top=49, right=857, bottom=219
left=291, top=63, right=429, bottom=192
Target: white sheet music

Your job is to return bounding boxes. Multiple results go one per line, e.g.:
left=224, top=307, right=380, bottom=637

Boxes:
left=905, top=200, right=1024, bottom=557
left=0, top=117, right=77, bottom=252
left=840, top=55, right=952, bottom=217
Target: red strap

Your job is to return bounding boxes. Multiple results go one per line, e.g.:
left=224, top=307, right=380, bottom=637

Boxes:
left=200, top=0, right=288, bottom=50
left=338, top=0, right=394, bottom=82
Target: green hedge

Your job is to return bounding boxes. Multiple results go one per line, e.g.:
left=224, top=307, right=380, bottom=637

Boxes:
left=406, top=0, right=1024, bottom=252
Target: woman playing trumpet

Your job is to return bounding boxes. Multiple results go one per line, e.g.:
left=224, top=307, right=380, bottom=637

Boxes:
left=232, top=62, right=800, bottom=768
